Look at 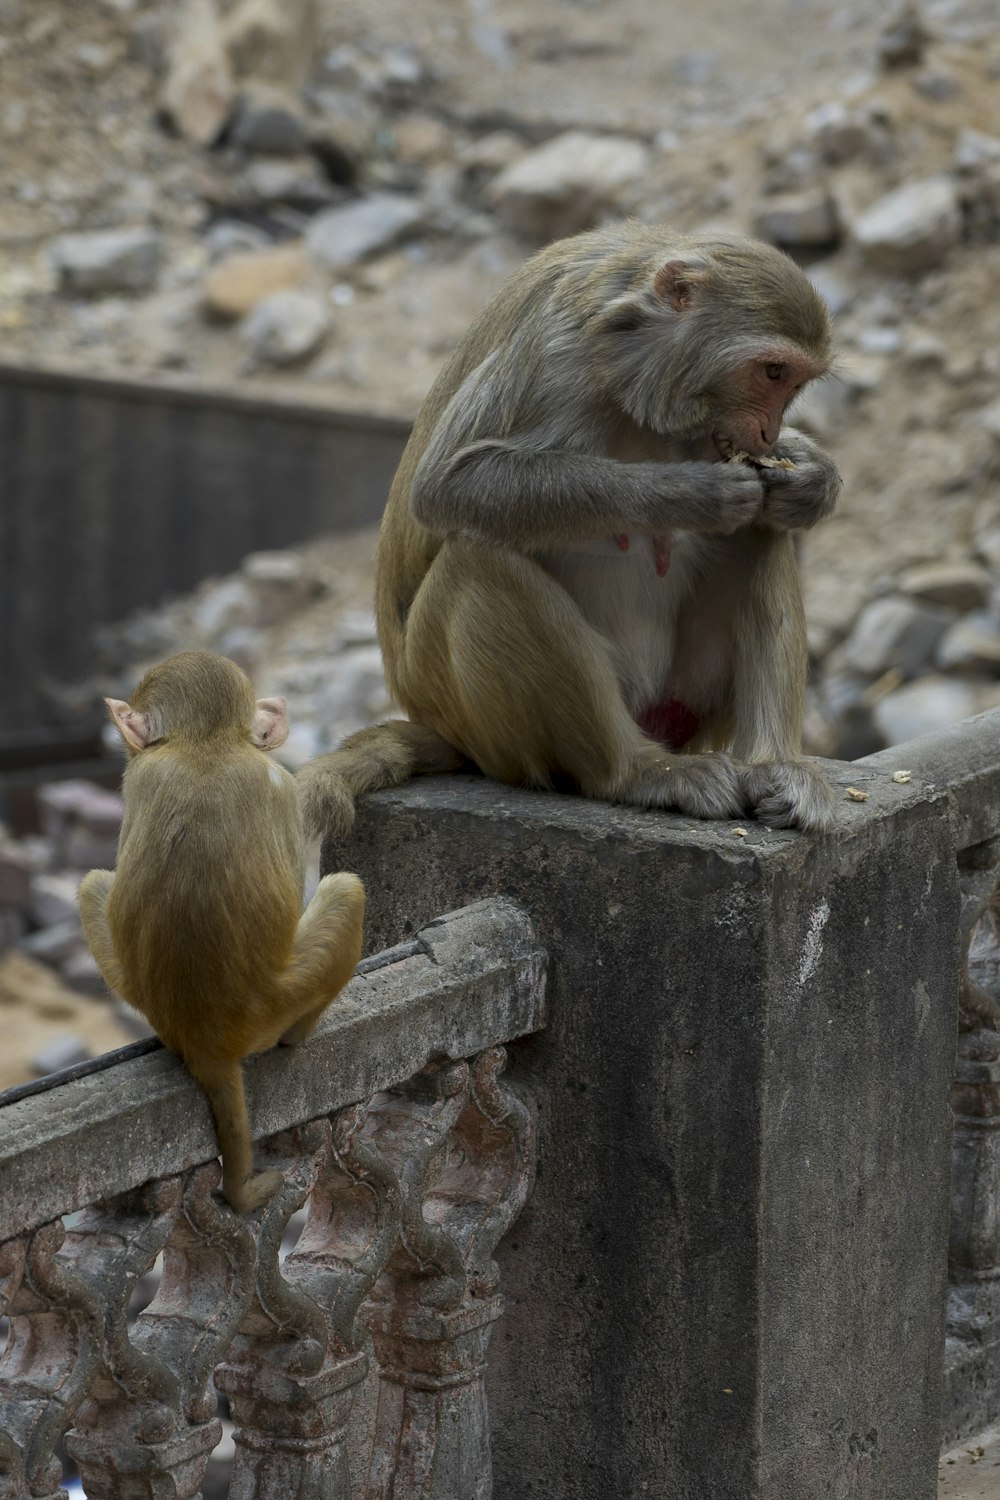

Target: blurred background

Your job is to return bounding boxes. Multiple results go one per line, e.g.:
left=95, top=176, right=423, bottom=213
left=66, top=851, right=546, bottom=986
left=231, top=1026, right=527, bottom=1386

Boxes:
left=1, top=0, right=1000, bottom=1088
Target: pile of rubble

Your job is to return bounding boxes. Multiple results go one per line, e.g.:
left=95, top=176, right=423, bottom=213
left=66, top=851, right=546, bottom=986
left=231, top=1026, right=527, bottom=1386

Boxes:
left=0, top=781, right=143, bottom=1090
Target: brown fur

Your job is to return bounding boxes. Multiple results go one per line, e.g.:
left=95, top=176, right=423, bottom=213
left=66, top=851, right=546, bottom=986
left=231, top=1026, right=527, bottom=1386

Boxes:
left=298, top=225, right=841, bottom=838
left=80, top=652, right=365, bottom=1211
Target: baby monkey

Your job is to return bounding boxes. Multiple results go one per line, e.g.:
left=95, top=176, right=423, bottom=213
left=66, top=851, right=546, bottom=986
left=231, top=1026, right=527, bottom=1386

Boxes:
left=79, top=652, right=365, bottom=1212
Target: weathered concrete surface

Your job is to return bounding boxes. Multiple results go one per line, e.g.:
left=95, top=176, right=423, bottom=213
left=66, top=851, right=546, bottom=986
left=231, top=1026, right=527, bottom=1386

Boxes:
left=326, top=767, right=959, bottom=1500
left=0, top=899, right=545, bottom=1239
left=859, top=706, right=1000, bottom=847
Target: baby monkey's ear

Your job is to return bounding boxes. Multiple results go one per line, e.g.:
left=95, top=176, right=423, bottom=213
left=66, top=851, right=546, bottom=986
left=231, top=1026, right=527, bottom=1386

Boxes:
left=252, top=696, right=289, bottom=750
left=105, top=697, right=152, bottom=752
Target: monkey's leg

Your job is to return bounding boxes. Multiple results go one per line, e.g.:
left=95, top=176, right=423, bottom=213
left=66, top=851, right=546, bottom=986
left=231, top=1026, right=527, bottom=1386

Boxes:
left=78, top=870, right=127, bottom=995
left=725, top=532, right=835, bottom=832
left=401, top=540, right=745, bottom=819
left=273, top=873, right=366, bottom=1046
left=186, top=1057, right=283, bottom=1212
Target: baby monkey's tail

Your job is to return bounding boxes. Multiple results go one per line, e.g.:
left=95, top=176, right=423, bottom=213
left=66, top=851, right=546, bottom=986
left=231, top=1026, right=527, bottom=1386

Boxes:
left=296, top=721, right=464, bottom=841
left=188, top=1057, right=282, bottom=1213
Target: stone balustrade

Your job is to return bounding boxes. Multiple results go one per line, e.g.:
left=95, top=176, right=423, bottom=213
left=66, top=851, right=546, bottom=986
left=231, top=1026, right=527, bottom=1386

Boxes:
left=8, top=708, right=1000, bottom=1499
left=0, top=899, right=546, bottom=1500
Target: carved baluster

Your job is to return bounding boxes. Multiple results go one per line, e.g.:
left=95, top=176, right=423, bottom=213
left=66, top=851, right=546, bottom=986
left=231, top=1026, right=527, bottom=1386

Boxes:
left=363, top=1048, right=536, bottom=1500
left=951, top=845, right=1000, bottom=1283
left=218, top=1109, right=403, bottom=1500
left=64, top=1163, right=256, bottom=1500
left=0, top=1221, right=101, bottom=1500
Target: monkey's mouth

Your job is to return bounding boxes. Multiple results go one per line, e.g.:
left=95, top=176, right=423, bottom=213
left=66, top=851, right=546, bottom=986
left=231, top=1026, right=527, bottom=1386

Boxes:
left=712, top=433, right=735, bottom=461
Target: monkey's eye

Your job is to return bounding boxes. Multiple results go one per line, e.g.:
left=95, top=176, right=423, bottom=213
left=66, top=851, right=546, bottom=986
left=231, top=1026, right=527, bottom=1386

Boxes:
left=765, top=363, right=784, bottom=381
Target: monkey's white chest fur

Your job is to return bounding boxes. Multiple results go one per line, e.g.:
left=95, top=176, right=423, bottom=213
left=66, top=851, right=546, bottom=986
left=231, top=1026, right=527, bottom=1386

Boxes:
left=541, top=533, right=703, bottom=715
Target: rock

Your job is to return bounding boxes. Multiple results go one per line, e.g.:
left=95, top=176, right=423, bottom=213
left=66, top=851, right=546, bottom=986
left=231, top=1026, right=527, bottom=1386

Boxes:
left=240, top=289, right=330, bottom=366
left=192, top=577, right=254, bottom=640
left=202, top=242, right=305, bottom=319
left=222, top=0, right=316, bottom=86
left=486, top=131, right=650, bottom=240
left=229, top=85, right=308, bottom=155
left=372, top=45, right=429, bottom=104
left=161, top=0, right=235, bottom=146
left=308, top=88, right=379, bottom=182
left=912, top=69, right=961, bottom=102
left=61, top=950, right=109, bottom=996
left=852, top=178, right=961, bottom=276
left=37, top=780, right=124, bottom=870
left=202, top=219, right=271, bottom=261
left=0, top=845, right=31, bottom=908
left=0, top=909, right=28, bottom=954
left=896, top=561, right=992, bottom=612
left=305, top=194, right=425, bottom=270
left=240, top=157, right=337, bottom=209
left=805, top=261, right=854, bottom=317
left=975, top=397, right=1000, bottom=440
left=789, top=374, right=853, bottom=440
left=955, top=130, right=1000, bottom=172
left=872, top=676, right=979, bottom=747
left=242, top=550, right=320, bottom=625
left=936, top=612, right=1000, bottom=673
left=19, top=921, right=84, bottom=966
left=459, top=131, right=525, bottom=182
left=393, top=115, right=453, bottom=167
left=843, top=595, right=955, bottom=677
left=215, top=626, right=266, bottom=674
left=30, top=873, right=82, bottom=929
left=805, top=102, right=889, bottom=165
left=879, top=4, right=931, bottom=69
left=856, top=326, right=903, bottom=355
left=752, top=190, right=841, bottom=249
left=32, top=1034, right=91, bottom=1075
left=51, top=229, right=163, bottom=296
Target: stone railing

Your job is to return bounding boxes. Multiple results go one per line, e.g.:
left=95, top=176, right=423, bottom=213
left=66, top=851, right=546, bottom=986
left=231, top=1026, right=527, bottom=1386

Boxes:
left=858, top=711, right=1000, bottom=1446
left=0, top=900, right=546, bottom=1500
left=9, top=708, right=1000, bottom=1500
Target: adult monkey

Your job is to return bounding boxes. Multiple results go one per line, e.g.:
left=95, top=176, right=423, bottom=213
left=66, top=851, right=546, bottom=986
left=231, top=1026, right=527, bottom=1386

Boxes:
left=299, top=223, right=841, bottom=835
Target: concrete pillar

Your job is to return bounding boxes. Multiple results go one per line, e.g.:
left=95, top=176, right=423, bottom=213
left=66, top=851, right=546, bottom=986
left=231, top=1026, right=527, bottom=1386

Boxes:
left=326, top=765, right=958, bottom=1500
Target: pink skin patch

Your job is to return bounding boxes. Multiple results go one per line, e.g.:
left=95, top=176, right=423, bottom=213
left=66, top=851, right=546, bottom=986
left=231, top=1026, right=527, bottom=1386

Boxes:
left=637, top=697, right=701, bottom=750
left=612, top=533, right=672, bottom=575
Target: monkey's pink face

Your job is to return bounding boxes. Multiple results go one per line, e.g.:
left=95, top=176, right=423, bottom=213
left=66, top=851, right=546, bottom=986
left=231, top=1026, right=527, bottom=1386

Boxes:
left=711, top=351, right=825, bottom=458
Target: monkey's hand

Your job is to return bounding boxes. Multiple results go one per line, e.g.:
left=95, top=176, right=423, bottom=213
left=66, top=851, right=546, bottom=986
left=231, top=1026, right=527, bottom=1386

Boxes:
left=649, top=460, right=765, bottom=536
left=757, top=429, right=841, bottom=533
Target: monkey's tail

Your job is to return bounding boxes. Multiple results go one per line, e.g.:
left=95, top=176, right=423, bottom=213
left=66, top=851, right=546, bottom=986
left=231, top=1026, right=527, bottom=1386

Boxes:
left=296, top=721, right=464, bottom=841
left=187, top=1056, right=282, bottom=1212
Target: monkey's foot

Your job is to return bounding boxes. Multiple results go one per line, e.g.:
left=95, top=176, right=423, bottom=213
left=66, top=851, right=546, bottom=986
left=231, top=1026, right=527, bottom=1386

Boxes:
left=225, top=1168, right=283, bottom=1213
left=623, top=751, right=745, bottom=820
left=742, top=760, right=834, bottom=832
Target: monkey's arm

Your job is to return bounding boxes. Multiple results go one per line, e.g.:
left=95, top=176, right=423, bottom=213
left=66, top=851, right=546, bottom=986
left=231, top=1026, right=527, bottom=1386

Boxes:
left=410, top=355, right=764, bottom=549
left=412, top=439, right=765, bottom=549
left=757, top=427, right=841, bottom=533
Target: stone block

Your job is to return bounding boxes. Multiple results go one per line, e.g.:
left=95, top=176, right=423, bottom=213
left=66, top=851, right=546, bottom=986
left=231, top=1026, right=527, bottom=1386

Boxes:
left=326, top=773, right=957, bottom=1500
left=852, top=177, right=961, bottom=276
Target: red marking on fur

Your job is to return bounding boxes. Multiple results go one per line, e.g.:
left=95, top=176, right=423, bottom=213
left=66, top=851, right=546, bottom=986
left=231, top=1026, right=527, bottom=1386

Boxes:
left=638, top=697, right=701, bottom=750
left=614, top=534, right=630, bottom=551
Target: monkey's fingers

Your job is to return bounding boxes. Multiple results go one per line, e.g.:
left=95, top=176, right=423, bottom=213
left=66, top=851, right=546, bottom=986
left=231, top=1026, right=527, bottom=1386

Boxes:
left=741, top=760, right=835, bottom=832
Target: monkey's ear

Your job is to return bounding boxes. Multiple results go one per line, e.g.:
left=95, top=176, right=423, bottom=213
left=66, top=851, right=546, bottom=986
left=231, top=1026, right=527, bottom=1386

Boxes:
left=653, top=260, right=697, bottom=312
left=252, top=696, right=289, bottom=750
left=105, top=697, right=152, bottom=752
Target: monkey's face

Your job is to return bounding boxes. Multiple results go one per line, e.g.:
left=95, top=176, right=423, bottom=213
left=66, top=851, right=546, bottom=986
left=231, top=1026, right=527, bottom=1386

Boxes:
left=705, top=349, right=825, bottom=459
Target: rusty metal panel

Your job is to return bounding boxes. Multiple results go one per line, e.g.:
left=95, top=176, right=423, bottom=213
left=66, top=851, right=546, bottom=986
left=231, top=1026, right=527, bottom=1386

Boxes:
left=0, top=363, right=409, bottom=755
